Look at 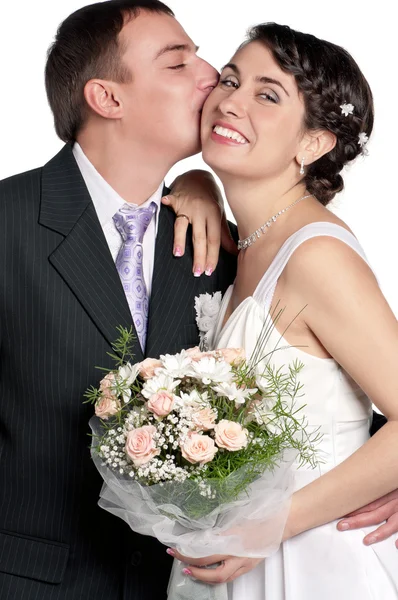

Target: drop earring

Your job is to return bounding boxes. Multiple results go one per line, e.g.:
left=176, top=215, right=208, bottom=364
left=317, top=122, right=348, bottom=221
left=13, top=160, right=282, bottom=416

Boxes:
left=300, top=157, right=305, bottom=176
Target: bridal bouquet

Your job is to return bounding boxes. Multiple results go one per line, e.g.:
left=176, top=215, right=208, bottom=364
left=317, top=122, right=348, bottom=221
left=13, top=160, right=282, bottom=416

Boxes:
left=87, top=327, right=319, bottom=600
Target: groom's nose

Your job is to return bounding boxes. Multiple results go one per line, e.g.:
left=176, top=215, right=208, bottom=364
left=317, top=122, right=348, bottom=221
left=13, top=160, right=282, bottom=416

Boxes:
left=197, top=59, right=219, bottom=94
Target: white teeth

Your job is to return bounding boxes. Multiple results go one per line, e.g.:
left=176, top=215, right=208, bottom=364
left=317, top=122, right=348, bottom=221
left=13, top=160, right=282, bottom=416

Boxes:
left=213, top=125, right=248, bottom=144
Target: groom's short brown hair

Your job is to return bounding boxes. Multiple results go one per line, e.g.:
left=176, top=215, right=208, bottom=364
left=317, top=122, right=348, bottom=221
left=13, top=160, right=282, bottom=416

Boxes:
left=45, top=0, right=174, bottom=143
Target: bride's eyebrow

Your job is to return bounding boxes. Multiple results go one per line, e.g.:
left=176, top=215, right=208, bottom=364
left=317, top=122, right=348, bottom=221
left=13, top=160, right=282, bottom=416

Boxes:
left=254, top=75, right=289, bottom=97
left=220, top=62, right=239, bottom=73
left=220, top=63, right=289, bottom=97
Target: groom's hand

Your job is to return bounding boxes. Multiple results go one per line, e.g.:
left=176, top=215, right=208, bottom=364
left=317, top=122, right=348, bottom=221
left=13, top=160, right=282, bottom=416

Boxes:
left=337, top=489, right=398, bottom=547
left=163, top=169, right=237, bottom=277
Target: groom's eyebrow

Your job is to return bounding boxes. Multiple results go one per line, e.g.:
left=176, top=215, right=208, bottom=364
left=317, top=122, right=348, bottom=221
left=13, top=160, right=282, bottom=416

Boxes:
left=221, top=63, right=290, bottom=97
left=155, top=43, right=199, bottom=60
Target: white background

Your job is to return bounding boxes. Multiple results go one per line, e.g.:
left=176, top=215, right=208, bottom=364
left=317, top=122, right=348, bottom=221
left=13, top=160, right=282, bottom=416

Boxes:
left=1, top=1, right=397, bottom=314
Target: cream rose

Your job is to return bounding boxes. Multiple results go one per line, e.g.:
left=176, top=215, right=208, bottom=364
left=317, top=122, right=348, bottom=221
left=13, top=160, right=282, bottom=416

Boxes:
left=192, top=406, right=217, bottom=431
left=139, top=358, right=163, bottom=379
left=185, top=347, right=203, bottom=361
left=217, top=348, right=245, bottom=366
left=125, top=425, right=160, bottom=467
left=181, top=432, right=218, bottom=465
left=147, top=391, right=175, bottom=417
left=95, top=395, right=121, bottom=420
left=99, top=372, right=117, bottom=397
left=185, top=348, right=219, bottom=362
left=214, top=420, right=248, bottom=451
left=187, top=348, right=245, bottom=367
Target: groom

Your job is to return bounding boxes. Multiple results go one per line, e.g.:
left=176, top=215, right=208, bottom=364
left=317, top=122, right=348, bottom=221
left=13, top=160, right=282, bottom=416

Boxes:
left=0, top=2, right=237, bottom=599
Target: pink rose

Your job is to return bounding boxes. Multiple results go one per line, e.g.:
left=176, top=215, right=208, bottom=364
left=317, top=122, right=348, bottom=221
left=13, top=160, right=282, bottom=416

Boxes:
left=125, top=425, right=160, bottom=467
left=147, top=391, right=175, bottom=417
left=217, top=348, right=245, bottom=366
left=139, top=358, right=163, bottom=379
left=99, top=372, right=117, bottom=398
left=214, top=420, right=248, bottom=451
left=185, top=347, right=203, bottom=361
left=95, top=395, right=121, bottom=420
left=192, top=406, right=217, bottom=431
left=181, top=432, right=218, bottom=465
left=186, top=347, right=245, bottom=366
left=185, top=347, right=222, bottom=362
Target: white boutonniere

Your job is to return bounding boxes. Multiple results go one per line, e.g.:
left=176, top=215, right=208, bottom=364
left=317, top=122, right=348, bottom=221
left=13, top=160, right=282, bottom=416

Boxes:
left=194, top=292, right=222, bottom=350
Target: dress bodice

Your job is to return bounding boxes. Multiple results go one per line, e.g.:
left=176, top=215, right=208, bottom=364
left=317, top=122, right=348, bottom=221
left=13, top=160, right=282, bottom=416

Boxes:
left=211, top=223, right=374, bottom=487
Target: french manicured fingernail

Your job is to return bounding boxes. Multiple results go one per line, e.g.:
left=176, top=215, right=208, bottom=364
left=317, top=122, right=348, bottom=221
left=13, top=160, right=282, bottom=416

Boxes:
left=365, top=536, right=377, bottom=545
left=182, top=568, right=192, bottom=576
left=205, top=267, right=213, bottom=276
left=174, top=247, right=182, bottom=257
left=194, top=267, right=202, bottom=277
left=339, top=522, right=349, bottom=531
left=166, top=548, right=175, bottom=556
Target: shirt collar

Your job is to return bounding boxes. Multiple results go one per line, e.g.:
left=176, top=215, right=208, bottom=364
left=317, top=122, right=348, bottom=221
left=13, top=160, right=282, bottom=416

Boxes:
left=72, top=142, right=163, bottom=231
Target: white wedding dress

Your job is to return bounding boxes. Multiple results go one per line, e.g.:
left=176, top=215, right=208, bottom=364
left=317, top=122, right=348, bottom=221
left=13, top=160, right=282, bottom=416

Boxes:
left=209, top=223, right=398, bottom=600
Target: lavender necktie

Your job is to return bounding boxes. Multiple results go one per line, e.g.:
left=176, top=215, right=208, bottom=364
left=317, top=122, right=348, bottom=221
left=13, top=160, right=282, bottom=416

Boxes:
left=113, top=202, right=157, bottom=351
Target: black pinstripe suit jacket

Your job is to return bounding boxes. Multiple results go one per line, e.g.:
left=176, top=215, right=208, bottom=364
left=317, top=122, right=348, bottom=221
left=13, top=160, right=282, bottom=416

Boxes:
left=0, top=144, right=237, bottom=600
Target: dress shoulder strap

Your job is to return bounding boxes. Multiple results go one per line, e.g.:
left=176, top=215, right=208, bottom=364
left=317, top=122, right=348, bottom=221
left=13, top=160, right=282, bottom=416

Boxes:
left=253, top=222, right=373, bottom=309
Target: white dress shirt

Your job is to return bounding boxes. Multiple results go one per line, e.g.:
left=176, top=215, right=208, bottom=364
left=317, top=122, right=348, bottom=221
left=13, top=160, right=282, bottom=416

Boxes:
left=72, top=142, right=163, bottom=298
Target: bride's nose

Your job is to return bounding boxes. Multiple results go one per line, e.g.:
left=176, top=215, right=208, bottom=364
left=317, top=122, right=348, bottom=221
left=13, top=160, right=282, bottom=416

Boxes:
left=218, top=90, right=246, bottom=119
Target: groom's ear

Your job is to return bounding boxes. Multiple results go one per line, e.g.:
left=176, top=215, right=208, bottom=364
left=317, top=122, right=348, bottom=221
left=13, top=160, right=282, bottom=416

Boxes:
left=83, top=79, right=123, bottom=120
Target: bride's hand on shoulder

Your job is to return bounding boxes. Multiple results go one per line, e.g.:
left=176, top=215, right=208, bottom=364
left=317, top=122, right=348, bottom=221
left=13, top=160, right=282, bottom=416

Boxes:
left=163, top=169, right=237, bottom=276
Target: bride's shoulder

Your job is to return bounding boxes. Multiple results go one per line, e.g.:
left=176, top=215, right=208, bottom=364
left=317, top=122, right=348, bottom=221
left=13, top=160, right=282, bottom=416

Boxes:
left=283, top=220, right=375, bottom=292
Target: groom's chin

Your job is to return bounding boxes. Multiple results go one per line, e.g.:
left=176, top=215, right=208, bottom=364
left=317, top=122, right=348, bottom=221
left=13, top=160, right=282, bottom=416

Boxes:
left=181, top=137, right=203, bottom=160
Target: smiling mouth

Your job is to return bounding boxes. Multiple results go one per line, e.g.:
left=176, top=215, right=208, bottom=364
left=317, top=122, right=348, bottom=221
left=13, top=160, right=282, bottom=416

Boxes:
left=212, top=125, right=248, bottom=144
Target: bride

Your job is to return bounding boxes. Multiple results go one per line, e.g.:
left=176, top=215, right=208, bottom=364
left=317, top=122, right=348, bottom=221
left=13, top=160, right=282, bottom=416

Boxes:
left=171, top=22, right=398, bottom=599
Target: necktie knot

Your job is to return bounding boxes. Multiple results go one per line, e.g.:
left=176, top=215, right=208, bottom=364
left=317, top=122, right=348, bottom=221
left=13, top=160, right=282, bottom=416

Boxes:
left=113, top=202, right=157, bottom=244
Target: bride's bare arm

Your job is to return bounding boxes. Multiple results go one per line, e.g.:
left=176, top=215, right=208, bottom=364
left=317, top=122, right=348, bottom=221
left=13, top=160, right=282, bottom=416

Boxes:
left=282, top=235, right=398, bottom=540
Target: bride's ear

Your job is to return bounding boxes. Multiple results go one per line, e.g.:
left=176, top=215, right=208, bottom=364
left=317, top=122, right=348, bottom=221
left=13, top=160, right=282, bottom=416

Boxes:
left=296, top=129, right=337, bottom=169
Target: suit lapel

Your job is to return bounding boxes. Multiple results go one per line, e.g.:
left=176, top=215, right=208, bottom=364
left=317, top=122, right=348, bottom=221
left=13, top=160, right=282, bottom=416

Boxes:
left=39, top=145, right=143, bottom=361
left=146, top=204, right=202, bottom=357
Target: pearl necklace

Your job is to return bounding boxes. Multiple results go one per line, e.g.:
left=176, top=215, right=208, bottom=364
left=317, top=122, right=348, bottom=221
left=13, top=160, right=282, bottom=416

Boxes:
left=237, top=194, right=313, bottom=250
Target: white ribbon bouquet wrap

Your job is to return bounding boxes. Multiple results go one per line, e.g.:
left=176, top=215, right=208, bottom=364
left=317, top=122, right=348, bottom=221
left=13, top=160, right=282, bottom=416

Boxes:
left=87, top=320, right=320, bottom=600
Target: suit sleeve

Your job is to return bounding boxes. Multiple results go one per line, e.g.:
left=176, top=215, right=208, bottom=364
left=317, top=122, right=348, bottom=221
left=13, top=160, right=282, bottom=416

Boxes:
left=370, top=410, right=387, bottom=435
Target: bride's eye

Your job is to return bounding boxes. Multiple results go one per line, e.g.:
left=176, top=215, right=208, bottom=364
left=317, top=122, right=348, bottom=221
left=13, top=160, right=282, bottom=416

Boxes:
left=259, top=90, right=279, bottom=103
left=219, top=77, right=239, bottom=89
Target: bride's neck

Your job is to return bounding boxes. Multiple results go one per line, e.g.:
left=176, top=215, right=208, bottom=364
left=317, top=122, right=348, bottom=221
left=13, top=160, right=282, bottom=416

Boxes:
left=222, top=177, right=307, bottom=240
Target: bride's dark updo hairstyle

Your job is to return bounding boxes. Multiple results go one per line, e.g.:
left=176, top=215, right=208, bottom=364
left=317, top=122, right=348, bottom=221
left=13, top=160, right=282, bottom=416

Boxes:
left=244, top=23, right=374, bottom=206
